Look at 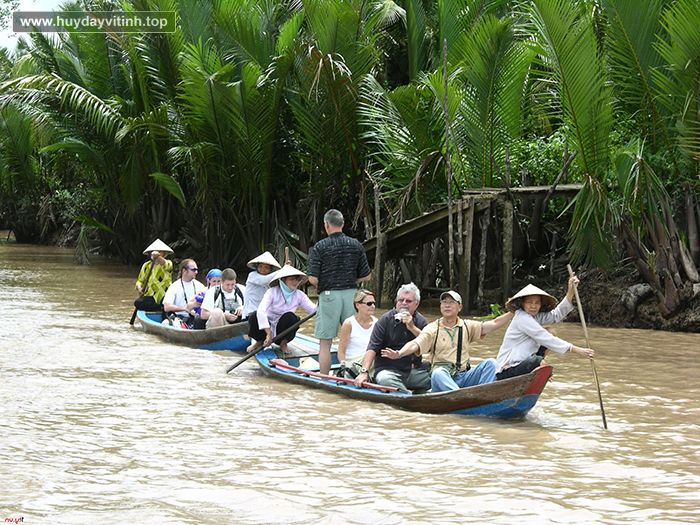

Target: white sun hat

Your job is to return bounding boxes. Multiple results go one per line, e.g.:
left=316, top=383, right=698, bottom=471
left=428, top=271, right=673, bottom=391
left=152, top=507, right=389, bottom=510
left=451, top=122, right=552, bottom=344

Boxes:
left=269, top=264, right=307, bottom=287
left=505, top=284, right=558, bottom=312
left=143, top=238, right=173, bottom=255
left=247, top=251, right=282, bottom=270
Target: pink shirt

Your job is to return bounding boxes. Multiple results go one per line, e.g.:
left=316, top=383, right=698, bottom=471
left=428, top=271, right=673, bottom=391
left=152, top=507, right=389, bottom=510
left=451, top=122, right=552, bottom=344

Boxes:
left=256, top=286, right=316, bottom=336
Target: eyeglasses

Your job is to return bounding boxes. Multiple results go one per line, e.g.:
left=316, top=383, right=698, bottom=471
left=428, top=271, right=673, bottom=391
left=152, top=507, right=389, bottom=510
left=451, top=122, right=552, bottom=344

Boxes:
left=440, top=299, right=459, bottom=305
left=187, top=267, right=199, bottom=272
left=397, top=298, right=415, bottom=304
left=358, top=301, right=376, bottom=306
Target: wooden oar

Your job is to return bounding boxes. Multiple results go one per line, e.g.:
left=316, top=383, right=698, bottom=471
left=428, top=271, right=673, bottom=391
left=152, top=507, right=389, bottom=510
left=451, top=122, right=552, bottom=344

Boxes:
left=225, top=311, right=316, bottom=373
left=567, top=264, right=608, bottom=429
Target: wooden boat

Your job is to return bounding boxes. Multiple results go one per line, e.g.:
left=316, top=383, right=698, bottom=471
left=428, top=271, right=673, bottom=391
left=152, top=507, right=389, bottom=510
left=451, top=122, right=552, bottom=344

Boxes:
left=254, top=334, right=553, bottom=418
left=137, top=310, right=250, bottom=352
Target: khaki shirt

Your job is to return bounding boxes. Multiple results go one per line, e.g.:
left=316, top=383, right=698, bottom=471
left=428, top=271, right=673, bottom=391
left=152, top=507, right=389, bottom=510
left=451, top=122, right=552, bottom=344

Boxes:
left=414, top=318, right=483, bottom=372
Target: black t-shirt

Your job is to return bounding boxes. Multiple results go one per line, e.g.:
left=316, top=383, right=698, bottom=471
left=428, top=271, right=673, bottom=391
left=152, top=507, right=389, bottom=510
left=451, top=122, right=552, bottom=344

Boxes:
left=307, top=232, right=371, bottom=291
left=368, top=309, right=428, bottom=375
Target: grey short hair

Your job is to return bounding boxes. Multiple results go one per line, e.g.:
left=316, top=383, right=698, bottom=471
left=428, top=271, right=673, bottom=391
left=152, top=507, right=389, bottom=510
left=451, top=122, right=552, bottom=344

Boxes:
left=323, top=209, right=344, bottom=228
left=221, top=268, right=237, bottom=282
left=396, top=282, right=420, bottom=302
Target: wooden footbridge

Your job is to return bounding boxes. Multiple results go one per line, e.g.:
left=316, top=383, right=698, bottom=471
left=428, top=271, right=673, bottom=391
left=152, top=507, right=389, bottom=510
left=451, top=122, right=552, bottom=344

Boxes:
left=362, top=184, right=582, bottom=311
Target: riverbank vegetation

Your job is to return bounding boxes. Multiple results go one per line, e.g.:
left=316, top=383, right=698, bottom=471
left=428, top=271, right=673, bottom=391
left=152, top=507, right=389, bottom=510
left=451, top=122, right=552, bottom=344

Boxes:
left=1, top=0, right=699, bottom=320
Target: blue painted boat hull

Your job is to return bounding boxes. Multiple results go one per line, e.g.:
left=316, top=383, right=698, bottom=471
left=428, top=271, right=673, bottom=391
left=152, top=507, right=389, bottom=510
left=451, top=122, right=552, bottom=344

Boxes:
left=137, top=310, right=249, bottom=352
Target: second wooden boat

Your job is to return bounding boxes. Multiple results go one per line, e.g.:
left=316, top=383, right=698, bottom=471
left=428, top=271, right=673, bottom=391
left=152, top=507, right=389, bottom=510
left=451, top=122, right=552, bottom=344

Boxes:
left=137, top=310, right=250, bottom=352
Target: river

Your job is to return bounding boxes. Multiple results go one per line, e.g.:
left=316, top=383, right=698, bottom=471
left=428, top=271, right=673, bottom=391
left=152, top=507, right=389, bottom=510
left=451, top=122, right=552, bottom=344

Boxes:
left=1, top=242, right=698, bottom=524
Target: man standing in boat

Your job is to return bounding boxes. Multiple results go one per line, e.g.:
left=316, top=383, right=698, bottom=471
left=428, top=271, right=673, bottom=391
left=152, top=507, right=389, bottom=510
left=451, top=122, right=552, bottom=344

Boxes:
left=381, top=291, right=512, bottom=392
left=354, top=283, right=430, bottom=394
left=307, top=209, right=371, bottom=375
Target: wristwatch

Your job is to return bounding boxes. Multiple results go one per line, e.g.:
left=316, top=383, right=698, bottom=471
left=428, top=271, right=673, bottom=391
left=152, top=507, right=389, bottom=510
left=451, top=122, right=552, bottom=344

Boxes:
left=359, top=367, right=369, bottom=374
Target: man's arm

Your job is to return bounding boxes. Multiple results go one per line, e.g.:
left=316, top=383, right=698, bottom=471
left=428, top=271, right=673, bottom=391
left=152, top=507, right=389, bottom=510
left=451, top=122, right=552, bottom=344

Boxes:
left=353, top=349, right=376, bottom=387
left=480, top=311, right=514, bottom=337
left=356, top=272, right=371, bottom=284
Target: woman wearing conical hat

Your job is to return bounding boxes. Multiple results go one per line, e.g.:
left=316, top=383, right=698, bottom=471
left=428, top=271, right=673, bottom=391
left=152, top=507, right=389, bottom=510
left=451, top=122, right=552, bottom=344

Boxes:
left=247, top=264, right=317, bottom=355
left=495, top=275, right=595, bottom=380
left=243, top=251, right=282, bottom=319
left=134, top=238, right=174, bottom=312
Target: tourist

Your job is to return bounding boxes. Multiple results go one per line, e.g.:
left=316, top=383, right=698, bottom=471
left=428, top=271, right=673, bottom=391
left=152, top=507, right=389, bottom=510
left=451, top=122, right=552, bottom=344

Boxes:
left=307, top=209, right=371, bottom=374
left=382, top=291, right=512, bottom=392
left=199, top=268, right=245, bottom=328
left=205, top=268, right=223, bottom=288
left=336, top=289, right=377, bottom=377
left=353, top=283, right=429, bottom=394
left=162, top=258, right=207, bottom=327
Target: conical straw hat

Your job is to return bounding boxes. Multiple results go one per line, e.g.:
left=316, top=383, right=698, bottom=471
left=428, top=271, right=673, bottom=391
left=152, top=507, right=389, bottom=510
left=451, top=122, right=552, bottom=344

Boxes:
left=143, top=238, right=173, bottom=255
left=247, top=251, right=282, bottom=270
left=269, top=264, right=307, bottom=287
left=505, top=284, right=557, bottom=312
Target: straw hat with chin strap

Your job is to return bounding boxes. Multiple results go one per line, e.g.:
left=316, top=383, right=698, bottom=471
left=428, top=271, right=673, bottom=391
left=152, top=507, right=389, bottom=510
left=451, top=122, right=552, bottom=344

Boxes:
left=143, top=238, right=173, bottom=255
left=269, top=264, right=307, bottom=287
left=505, top=284, right=558, bottom=312
left=247, top=251, right=282, bottom=270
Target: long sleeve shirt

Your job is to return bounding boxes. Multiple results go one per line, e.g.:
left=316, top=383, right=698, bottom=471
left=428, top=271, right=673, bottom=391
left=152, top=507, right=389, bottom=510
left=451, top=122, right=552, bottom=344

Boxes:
left=135, top=259, right=173, bottom=303
left=256, top=286, right=316, bottom=336
left=495, top=298, right=574, bottom=373
left=244, top=270, right=277, bottom=317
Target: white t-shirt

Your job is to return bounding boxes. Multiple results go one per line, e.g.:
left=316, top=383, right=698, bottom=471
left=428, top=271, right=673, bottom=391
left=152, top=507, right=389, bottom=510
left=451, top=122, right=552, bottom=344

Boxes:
left=201, top=285, right=243, bottom=313
left=163, top=278, right=206, bottom=317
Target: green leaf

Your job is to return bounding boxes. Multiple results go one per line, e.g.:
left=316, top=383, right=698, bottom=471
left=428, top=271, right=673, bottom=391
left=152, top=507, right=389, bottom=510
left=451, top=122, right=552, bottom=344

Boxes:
left=149, top=172, right=186, bottom=207
left=74, top=215, right=114, bottom=234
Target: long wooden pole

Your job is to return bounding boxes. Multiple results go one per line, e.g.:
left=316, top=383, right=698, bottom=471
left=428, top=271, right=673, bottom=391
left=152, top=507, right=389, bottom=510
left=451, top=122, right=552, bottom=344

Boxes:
left=226, top=312, right=317, bottom=374
left=567, top=264, right=608, bottom=429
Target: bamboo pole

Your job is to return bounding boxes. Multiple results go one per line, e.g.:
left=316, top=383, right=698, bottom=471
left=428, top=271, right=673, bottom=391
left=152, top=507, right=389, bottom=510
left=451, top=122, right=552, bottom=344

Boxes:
left=567, top=264, right=608, bottom=430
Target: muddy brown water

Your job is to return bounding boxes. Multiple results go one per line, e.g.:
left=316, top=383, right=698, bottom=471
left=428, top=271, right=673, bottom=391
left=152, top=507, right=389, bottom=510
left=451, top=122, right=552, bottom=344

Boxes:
left=1, top=242, right=699, bottom=524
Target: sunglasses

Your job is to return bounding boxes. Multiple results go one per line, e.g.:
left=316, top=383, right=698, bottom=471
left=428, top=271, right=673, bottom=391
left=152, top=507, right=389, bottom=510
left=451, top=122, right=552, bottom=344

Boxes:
left=358, top=301, right=376, bottom=306
left=187, top=267, right=199, bottom=272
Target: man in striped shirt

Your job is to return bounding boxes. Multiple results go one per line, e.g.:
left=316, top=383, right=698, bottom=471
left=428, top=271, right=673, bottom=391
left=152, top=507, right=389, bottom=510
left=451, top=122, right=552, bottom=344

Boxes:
left=308, top=209, right=371, bottom=374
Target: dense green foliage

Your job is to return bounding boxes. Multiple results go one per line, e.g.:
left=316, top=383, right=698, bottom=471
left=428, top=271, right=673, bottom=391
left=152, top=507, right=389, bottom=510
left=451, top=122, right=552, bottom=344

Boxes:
left=0, top=0, right=698, bottom=294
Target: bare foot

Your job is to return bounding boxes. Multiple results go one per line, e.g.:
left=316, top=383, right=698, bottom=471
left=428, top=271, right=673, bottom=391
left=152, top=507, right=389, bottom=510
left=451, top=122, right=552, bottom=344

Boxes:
left=279, top=341, right=291, bottom=356
left=246, top=341, right=261, bottom=353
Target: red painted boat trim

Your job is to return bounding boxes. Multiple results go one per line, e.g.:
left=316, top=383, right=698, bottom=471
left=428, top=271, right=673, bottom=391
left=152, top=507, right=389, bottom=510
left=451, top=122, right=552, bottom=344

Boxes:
left=269, top=359, right=400, bottom=392
left=523, top=365, right=553, bottom=396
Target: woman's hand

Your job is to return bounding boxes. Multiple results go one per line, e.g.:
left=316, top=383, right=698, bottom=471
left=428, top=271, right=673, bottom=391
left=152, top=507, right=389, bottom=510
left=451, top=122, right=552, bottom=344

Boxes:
left=566, top=274, right=580, bottom=302
left=572, top=345, right=594, bottom=359
left=263, top=329, right=273, bottom=348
